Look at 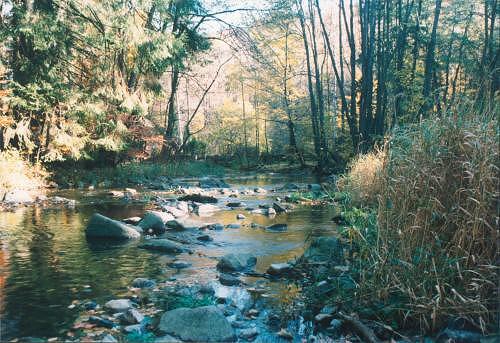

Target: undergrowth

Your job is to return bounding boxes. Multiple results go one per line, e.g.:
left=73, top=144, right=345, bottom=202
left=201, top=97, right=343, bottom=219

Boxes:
left=0, top=150, right=47, bottom=192
left=317, top=109, right=499, bottom=335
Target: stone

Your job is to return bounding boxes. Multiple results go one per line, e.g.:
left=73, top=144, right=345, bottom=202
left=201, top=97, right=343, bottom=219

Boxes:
left=237, top=213, right=246, bottom=220
left=154, top=335, right=182, bottom=343
left=123, top=324, right=144, bottom=335
left=198, top=178, right=231, bottom=189
left=267, top=208, right=277, bottom=216
left=247, top=309, right=259, bottom=317
left=206, top=223, right=224, bottom=231
left=195, top=204, right=220, bottom=216
left=169, top=260, right=192, bottom=269
left=307, top=184, right=322, bottom=192
left=85, top=213, right=141, bottom=240
left=254, top=187, right=267, bottom=194
left=314, top=313, right=333, bottom=325
left=88, top=316, right=116, bottom=328
left=139, top=239, right=185, bottom=254
left=138, top=211, right=174, bottom=234
left=272, top=202, right=287, bottom=214
left=217, top=253, right=256, bottom=272
left=122, top=216, right=142, bottom=225
left=108, top=190, right=124, bottom=197
left=178, top=194, right=218, bottom=203
left=282, top=183, right=299, bottom=190
left=101, top=334, right=118, bottom=343
left=3, top=189, right=34, bottom=203
left=327, top=319, right=343, bottom=335
left=197, top=234, right=213, bottom=242
left=212, top=284, right=254, bottom=311
left=132, top=278, right=156, bottom=288
left=83, top=301, right=97, bottom=310
left=265, top=224, right=288, bottom=232
left=177, top=201, right=189, bottom=213
left=266, top=263, right=293, bottom=276
left=226, top=202, right=242, bottom=208
left=158, top=306, right=235, bottom=342
left=219, top=273, right=241, bottom=286
left=226, top=223, right=241, bottom=229
left=302, top=237, right=344, bottom=264
left=250, top=209, right=267, bottom=215
left=120, top=308, right=145, bottom=324
left=166, top=218, right=201, bottom=230
left=436, top=329, right=483, bottom=343
left=277, top=328, right=293, bottom=340
left=162, top=205, right=188, bottom=218
left=239, top=327, right=259, bottom=340
left=250, top=223, right=263, bottom=229
left=105, top=299, right=134, bottom=313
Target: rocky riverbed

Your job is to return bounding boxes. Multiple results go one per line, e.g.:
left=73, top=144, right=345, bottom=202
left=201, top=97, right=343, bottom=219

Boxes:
left=1, top=173, right=353, bottom=342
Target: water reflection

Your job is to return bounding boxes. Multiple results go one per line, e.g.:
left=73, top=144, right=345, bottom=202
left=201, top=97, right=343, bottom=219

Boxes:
left=0, top=174, right=337, bottom=339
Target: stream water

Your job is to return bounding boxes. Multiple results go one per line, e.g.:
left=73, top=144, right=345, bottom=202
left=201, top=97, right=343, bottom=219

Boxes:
left=0, top=173, right=338, bottom=340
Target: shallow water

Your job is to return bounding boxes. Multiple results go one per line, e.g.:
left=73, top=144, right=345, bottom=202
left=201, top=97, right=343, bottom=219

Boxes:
left=0, top=174, right=338, bottom=340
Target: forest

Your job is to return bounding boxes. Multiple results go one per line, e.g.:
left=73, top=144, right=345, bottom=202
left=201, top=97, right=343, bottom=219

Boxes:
left=0, top=0, right=498, bottom=342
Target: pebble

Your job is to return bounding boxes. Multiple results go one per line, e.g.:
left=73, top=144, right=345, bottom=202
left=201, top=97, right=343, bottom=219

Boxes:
left=239, top=327, right=259, bottom=339
left=237, top=213, right=246, bottom=220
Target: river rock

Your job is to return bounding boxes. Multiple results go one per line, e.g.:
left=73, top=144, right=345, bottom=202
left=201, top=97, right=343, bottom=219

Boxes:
left=123, top=324, right=144, bottom=335
left=154, top=335, right=182, bottom=343
left=226, top=202, right=242, bottom=208
left=206, top=223, right=224, bottom=231
left=122, top=216, right=142, bottom=225
left=226, top=223, right=241, bottom=229
left=219, top=273, right=241, bottom=286
left=194, top=203, right=220, bottom=216
left=162, top=205, right=188, bottom=218
left=138, top=211, right=174, bottom=234
left=308, top=184, right=322, bottom=192
left=239, top=327, right=259, bottom=340
left=139, top=239, right=185, bottom=254
left=302, top=236, right=344, bottom=264
left=266, top=263, right=293, bottom=276
left=272, top=202, right=287, bottom=214
left=88, top=316, right=116, bottom=328
left=85, top=213, right=141, bottom=239
left=119, top=308, right=144, bottom=324
left=132, top=278, right=156, bottom=288
left=212, top=284, right=254, bottom=311
left=104, top=299, right=134, bottom=313
left=254, top=187, right=267, bottom=194
left=267, top=208, right=276, bottom=216
left=314, top=313, right=333, bottom=325
left=250, top=209, right=267, bottom=215
left=159, top=306, right=235, bottom=342
left=101, top=334, right=118, bottom=343
left=166, top=218, right=201, bottom=230
left=197, top=234, right=213, bottom=242
left=178, top=193, right=218, bottom=203
left=237, top=213, right=246, bottom=220
left=265, top=224, right=288, bottom=232
left=169, top=260, right=192, bottom=269
left=217, top=253, right=256, bottom=272
left=108, top=190, right=124, bottom=197
left=199, top=178, right=230, bottom=189
left=3, top=189, right=34, bottom=204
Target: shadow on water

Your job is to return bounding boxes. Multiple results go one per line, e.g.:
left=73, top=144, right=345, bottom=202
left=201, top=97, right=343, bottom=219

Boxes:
left=0, top=174, right=337, bottom=339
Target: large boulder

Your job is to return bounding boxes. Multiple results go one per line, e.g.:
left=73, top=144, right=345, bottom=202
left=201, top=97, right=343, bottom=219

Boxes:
left=158, top=306, right=235, bottom=342
left=104, top=299, right=135, bottom=313
left=178, top=194, right=218, bottom=204
left=139, top=239, right=186, bottom=254
left=3, top=189, right=34, bottom=204
left=166, top=218, right=202, bottom=231
left=161, top=205, right=188, bottom=218
left=138, top=211, right=174, bottom=235
left=194, top=204, right=220, bottom=216
left=267, top=263, right=293, bottom=277
left=85, top=213, right=141, bottom=240
left=216, top=253, right=256, bottom=272
left=302, top=236, right=344, bottom=264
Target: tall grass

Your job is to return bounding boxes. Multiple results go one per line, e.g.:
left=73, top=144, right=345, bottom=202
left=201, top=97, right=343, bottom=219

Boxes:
left=338, top=108, right=499, bottom=334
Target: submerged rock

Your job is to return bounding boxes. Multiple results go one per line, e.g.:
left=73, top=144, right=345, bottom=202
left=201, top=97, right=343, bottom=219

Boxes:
left=85, top=213, right=141, bottom=240
left=132, top=278, right=156, bottom=289
left=119, top=308, right=144, bottom=324
left=265, top=224, right=288, bottom=232
left=272, top=202, right=287, bottom=214
left=139, top=239, right=186, bottom=254
left=239, top=327, right=259, bottom=340
left=158, top=306, right=235, bottom=342
left=169, top=260, right=192, bottom=269
left=217, top=253, right=256, bottom=272
left=166, top=218, right=202, bottom=230
left=88, top=316, right=116, bottom=328
left=226, top=223, right=241, bottom=229
left=122, top=216, right=142, bottom=225
left=236, top=213, right=246, bottom=220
